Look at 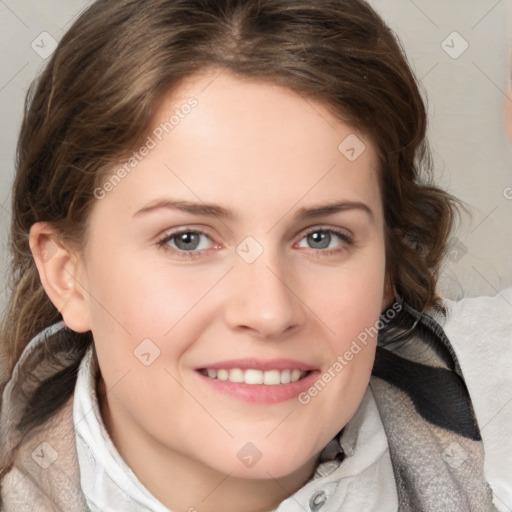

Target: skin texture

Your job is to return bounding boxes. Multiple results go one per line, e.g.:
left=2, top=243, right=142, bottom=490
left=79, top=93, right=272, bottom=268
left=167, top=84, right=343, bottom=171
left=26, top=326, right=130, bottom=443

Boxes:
left=31, top=70, right=389, bottom=512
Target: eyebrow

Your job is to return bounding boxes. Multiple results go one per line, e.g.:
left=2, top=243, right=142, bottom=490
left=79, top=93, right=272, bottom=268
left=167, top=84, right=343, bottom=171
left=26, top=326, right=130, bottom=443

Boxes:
left=133, top=199, right=374, bottom=222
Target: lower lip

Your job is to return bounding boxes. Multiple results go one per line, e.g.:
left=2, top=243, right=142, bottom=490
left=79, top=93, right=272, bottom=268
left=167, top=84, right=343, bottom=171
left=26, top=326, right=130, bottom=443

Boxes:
left=195, top=370, right=320, bottom=403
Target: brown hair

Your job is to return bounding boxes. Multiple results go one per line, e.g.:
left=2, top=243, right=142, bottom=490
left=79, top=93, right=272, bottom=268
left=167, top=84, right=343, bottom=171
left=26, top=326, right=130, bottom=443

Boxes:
left=2, top=0, right=458, bottom=393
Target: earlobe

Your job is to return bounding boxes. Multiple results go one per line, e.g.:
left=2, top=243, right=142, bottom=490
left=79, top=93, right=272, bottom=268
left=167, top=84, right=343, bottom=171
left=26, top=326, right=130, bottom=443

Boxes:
left=29, top=222, right=91, bottom=333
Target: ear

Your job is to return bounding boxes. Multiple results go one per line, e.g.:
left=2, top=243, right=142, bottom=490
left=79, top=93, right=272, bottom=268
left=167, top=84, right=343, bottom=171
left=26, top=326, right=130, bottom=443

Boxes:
left=29, top=222, right=91, bottom=333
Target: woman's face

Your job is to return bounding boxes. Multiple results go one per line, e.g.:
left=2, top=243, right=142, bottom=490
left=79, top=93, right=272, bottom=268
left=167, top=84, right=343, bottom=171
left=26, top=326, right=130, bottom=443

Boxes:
left=78, top=70, right=388, bottom=481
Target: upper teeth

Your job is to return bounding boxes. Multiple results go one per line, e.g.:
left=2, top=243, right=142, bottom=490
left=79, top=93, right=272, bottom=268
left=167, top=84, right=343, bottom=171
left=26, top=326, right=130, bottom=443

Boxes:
left=202, top=368, right=306, bottom=385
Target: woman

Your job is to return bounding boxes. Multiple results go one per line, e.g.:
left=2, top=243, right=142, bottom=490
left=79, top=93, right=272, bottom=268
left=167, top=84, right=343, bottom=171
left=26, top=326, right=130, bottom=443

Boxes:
left=0, top=0, right=500, bottom=510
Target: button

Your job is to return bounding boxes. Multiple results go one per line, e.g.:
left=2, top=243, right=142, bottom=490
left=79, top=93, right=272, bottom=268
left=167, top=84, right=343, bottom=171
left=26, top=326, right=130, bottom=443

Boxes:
left=309, top=490, right=327, bottom=511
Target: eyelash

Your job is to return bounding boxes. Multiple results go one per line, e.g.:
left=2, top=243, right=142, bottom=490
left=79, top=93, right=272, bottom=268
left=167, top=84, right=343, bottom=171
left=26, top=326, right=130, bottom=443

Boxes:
left=156, top=226, right=353, bottom=260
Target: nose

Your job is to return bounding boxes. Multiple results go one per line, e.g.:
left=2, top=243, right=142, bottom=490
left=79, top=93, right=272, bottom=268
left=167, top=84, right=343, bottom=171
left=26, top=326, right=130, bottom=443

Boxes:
left=223, top=248, right=305, bottom=340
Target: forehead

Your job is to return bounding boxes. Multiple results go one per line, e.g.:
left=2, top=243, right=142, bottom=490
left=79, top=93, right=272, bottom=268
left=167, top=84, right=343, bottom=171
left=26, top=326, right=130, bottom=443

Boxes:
left=94, top=70, right=383, bottom=225
left=161, top=69, right=376, bottom=167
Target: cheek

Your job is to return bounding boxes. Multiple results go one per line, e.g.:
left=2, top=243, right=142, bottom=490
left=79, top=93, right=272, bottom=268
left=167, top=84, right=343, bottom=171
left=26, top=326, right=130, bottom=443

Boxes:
left=332, top=271, right=385, bottom=348
left=83, top=251, right=226, bottom=392
left=301, top=246, right=385, bottom=411
left=314, top=246, right=387, bottom=345
left=85, top=247, right=221, bottom=338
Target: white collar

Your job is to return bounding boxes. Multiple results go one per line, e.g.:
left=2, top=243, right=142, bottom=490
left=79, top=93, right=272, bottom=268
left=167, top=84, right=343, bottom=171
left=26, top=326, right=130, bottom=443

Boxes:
left=73, top=348, right=169, bottom=512
left=73, top=348, right=397, bottom=512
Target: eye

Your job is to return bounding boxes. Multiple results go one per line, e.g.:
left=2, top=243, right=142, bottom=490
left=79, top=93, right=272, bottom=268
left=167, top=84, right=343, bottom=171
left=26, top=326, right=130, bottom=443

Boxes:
left=157, top=229, right=216, bottom=257
left=156, top=226, right=353, bottom=260
left=296, top=227, right=353, bottom=254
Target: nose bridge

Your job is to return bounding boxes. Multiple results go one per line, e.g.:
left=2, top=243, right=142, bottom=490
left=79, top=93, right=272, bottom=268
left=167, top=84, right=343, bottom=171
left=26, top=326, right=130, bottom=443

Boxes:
left=224, top=237, right=304, bottom=338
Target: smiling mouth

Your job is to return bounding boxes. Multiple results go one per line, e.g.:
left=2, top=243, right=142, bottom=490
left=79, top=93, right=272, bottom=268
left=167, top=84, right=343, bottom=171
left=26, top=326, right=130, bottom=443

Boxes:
left=198, top=368, right=310, bottom=385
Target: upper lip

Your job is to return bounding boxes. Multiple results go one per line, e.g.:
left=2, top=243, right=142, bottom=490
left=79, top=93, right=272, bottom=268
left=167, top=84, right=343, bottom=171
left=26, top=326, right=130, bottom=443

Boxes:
left=196, top=358, right=316, bottom=371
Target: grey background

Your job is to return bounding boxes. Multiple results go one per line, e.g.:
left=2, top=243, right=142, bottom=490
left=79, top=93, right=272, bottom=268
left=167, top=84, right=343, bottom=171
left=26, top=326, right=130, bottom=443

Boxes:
left=1, top=1, right=511, bottom=313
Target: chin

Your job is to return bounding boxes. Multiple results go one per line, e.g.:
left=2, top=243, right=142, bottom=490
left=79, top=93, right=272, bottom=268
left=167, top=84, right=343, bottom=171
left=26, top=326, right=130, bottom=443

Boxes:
left=212, top=443, right=320, bottom=482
